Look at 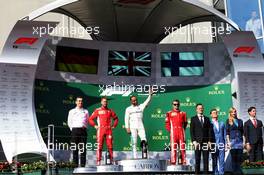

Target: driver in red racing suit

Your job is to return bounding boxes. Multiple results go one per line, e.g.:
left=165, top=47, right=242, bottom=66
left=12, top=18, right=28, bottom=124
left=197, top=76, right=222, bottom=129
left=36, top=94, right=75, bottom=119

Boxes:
left=165, top=99, right=187, bottom=165
left=89, top=97, right=118, bottom=165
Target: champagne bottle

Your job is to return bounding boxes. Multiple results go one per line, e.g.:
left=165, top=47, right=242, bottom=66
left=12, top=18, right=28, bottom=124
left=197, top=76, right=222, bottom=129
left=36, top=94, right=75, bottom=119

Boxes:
left=105, top=150, right=111, bottom=165
left=178, top=149, right=182, bottom=165
left=141, top=140, right=148, bottom=159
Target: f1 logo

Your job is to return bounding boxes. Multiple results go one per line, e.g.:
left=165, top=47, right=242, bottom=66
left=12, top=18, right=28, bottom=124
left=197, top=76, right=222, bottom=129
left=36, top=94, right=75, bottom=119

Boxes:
left=233, top=46, right=255, bottom=54
left=14, top=37, right=38, bottom=45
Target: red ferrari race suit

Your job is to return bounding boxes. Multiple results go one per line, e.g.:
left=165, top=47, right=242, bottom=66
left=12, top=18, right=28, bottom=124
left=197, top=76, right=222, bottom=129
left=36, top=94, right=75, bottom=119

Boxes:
left=89, top=107, right=118, bottom=164
left=165, top=109, right=187, bottom=164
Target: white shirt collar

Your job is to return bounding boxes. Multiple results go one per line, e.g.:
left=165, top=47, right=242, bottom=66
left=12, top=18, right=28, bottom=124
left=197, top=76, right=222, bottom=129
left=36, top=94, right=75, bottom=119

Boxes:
left=197, top=114, right=203, bottom=117
left=75, top=107, right=84, bottom=111
left=250, top=116, right=256, bottom=121
left=212, top=118, right=218, bottom=122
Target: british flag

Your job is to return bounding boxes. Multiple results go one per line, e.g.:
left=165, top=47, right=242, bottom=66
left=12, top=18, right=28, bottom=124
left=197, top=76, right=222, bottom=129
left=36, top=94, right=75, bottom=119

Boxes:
left=108, top=50, right=151, bottom=76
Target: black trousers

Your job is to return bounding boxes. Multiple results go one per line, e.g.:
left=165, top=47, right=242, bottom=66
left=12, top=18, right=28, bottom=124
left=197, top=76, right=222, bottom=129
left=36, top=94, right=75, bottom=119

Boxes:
left=194, top=142, right=209, bottom=174
left=249, top=140, right=263, bottom=162
left=230, top=149, right=243, bottom=175
left=71, top=128, right=87, bottom=167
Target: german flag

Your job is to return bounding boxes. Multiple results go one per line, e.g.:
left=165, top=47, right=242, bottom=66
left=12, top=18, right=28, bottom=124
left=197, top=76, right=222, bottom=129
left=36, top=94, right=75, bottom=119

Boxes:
left=55, top=46, right=99, bottom=74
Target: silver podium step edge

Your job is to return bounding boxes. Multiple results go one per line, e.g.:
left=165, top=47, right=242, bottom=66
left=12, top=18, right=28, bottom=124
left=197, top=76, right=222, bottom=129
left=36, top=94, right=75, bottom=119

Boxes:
left=166, top=165, right=193, bottom=172
left=118, top=159, right=167, bottom=172
left=73, top=160, right=194, bottom=173
left=73, top=165, right=122, bottom=173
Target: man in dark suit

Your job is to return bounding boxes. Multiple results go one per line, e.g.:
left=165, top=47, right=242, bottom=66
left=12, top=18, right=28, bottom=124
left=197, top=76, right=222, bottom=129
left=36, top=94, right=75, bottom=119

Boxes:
left=190, top=103, right=213, bottom=174
left=244, top=106, right=263, bottom=162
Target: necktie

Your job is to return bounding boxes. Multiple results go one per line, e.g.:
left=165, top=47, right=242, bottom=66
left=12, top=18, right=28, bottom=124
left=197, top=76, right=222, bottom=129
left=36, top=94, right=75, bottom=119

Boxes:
left=200, top=116, right=204, bottom=125
left=253, top=119, right=257, bottom=128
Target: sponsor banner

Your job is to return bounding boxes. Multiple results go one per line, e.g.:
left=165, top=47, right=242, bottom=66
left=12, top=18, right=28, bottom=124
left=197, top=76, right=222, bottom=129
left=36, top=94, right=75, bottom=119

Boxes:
left=35, top=79, right=231, bottom=151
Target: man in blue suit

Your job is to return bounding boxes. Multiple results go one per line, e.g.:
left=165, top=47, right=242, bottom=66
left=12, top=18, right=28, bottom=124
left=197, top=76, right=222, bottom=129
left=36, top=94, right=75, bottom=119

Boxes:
left=210, top=109, right=226, bottom=175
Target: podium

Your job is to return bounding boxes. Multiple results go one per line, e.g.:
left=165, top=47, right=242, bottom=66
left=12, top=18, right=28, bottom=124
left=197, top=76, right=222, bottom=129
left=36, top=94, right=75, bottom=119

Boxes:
left=73, top=159, right=194, bottom=174
left=118, top=159, right=166, bottom=172
left=73, top=165, right=121, bottom=174
left=166, top=164, right=193, bottom=171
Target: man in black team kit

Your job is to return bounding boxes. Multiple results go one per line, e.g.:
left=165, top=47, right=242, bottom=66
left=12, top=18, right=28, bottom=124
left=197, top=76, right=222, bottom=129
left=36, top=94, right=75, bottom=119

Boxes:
left=190, top=103, right=213, bottom=174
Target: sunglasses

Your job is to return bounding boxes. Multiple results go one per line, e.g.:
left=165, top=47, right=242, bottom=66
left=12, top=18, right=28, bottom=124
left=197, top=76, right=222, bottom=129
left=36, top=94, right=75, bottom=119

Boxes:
left=173, top=103, right=179, bottom=106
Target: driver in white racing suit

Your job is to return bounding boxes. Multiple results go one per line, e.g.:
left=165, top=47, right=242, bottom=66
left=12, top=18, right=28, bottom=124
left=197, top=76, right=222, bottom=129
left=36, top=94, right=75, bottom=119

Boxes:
left=125, top=89, right=153, bottom=158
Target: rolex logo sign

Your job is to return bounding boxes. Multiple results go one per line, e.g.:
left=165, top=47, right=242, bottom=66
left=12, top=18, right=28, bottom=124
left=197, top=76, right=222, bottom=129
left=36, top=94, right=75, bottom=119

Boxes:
left=62, top=95, right=75, bottom=105
left=208, top=86, right=225, bottom=95
left=151, top=108, right=166, bottom=118
left=181, top=97, right=196, bottom=107
left=35, top=81, right=49, bottom=91
left=215, top=106, right=226, bottom=116
left=123, top=141, right=138, bottom=151
left=152, top=130, right=168, bottom=140
left=36, top=103, right=50, bottom=114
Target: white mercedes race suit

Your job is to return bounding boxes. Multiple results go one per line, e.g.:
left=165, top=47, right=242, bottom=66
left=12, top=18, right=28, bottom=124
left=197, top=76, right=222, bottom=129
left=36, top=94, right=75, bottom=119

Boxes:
left=125, top=95, right=152, bottom=158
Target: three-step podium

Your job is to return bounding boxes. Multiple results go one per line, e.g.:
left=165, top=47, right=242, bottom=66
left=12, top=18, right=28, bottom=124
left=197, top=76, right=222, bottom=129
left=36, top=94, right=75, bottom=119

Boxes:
left=73, top=159, right=193, bottom=174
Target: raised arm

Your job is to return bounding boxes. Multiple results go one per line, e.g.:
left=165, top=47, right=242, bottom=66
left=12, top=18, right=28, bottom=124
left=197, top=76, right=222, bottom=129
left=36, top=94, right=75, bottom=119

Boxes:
left=141, top=92, right=153, bottom=110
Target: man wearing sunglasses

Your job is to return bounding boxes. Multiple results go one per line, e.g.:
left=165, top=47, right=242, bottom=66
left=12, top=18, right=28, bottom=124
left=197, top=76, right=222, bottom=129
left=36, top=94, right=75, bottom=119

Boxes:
left=165, top=100, right=187, bottom=165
